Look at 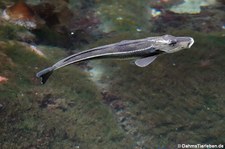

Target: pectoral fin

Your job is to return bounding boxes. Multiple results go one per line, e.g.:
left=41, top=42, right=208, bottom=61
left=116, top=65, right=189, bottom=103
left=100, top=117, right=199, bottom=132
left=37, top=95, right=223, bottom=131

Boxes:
left=135, top=56, right=157, bottom=67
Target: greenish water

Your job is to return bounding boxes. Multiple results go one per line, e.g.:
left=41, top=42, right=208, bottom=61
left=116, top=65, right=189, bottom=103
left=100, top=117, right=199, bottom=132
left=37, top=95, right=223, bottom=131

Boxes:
left=0, top=0, right=225, bottom=149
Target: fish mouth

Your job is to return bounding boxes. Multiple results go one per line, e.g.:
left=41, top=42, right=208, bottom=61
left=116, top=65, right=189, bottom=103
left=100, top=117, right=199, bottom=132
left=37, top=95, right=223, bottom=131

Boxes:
left=187, top=37, right=194, bottom=48
left=176, top=37, right=194, bottom=49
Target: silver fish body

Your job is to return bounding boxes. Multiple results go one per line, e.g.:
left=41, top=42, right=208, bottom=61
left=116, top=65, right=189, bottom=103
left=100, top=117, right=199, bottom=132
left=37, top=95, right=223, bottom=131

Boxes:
left=36, top=35, right=194, bottom=84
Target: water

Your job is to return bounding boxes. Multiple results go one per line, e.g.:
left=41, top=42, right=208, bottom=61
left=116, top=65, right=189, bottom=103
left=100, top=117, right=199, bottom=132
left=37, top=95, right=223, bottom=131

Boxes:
left=0, top=0, right=225, bottom=148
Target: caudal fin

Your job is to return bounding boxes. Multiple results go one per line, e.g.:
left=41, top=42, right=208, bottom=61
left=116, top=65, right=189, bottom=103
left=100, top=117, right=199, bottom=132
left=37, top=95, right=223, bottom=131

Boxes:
left=36, top=67, right=54, bottom=84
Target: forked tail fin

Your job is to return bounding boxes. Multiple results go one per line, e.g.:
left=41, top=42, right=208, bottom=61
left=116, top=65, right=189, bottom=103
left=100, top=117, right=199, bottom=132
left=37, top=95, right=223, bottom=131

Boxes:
left=36, top=67, right=54, bottom=84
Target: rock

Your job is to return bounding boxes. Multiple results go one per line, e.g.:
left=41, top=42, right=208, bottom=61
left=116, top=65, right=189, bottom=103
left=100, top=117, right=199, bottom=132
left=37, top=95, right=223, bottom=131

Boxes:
left=0, top=103, right=3, bottom=110
left=170, top=0, right=217, bottom=14
left=16, top=30, right=36, bottom=42
left=20, top=42, right=46, bottom=57
left=1, top=1, right=45, bottom=29
left=101, top=91, right=119, bottom=104
left=0, top=76, right=8, bottom=83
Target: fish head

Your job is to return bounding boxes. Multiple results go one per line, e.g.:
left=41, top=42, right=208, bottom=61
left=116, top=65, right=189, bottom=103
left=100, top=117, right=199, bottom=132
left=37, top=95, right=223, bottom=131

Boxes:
left=156, top=35, right=194, bottom=53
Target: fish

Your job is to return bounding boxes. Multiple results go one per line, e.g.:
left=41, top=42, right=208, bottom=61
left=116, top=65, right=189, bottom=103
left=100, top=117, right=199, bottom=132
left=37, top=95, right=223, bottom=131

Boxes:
left=36, top=34, right=194, bottom=84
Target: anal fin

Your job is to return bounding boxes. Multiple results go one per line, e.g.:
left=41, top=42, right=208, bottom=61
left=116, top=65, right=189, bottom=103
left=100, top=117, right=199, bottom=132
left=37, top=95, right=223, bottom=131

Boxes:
left=135, top=56, right=157, bottom=67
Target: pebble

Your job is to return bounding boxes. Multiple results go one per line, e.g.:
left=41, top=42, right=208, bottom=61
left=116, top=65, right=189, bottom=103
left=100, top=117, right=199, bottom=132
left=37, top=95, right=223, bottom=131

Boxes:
left=0, top=104, right=3, bottom=110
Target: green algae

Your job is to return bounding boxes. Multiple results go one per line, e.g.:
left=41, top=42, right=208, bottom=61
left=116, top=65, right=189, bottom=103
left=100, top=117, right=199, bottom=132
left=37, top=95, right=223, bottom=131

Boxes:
left=0, top=24, right=27, bottom=41
left=93, top=31, right=225, bottom=147
left=97, top=0, right=150, bottom=33
left=0, top=41, right=132, bottom=149
left=0, top=0, right=224, bottom=148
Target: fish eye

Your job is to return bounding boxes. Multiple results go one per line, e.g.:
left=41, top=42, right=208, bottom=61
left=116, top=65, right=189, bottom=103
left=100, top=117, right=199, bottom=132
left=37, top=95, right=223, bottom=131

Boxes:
left=169, top=40, right=177, bottom=46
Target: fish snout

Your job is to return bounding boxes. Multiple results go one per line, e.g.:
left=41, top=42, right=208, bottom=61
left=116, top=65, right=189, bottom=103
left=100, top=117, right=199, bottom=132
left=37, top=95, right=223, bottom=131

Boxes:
left=176, top=37, right=194, bottom=49
left=187, top=37, right=194, bottom=48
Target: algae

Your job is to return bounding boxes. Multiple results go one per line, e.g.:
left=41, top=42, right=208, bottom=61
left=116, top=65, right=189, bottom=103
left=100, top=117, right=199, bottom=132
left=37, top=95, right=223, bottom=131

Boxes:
left=96, top=31, right=225, bottom=147
left=0, top=0, right=225, bottom=148
left=97, top=0, right=150, bottom=33
left=0, top=41, right=132, bottom=148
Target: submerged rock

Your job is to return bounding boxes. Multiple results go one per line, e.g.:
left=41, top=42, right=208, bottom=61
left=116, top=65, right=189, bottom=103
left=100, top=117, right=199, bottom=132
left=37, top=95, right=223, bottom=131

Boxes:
left=16, top=30, right=36, bottom=42
left=170, top=0, right=217, bottom=14
left=0, top=76, right=8, bottom=83
left=0, top=103, right=3, bottom=110
left=1, top=1, right=45, bottom=29
left=20, top=42, right=45, bottom=57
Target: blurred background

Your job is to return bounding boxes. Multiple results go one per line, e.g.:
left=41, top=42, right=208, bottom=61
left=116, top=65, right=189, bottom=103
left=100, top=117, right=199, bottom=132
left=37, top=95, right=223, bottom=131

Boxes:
left=0, top=0, right=225, bottom=148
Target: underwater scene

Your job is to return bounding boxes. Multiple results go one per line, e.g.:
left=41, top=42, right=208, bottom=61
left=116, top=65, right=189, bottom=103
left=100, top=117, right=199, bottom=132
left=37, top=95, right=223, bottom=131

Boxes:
left=0, top=0, right=225, bottom=149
